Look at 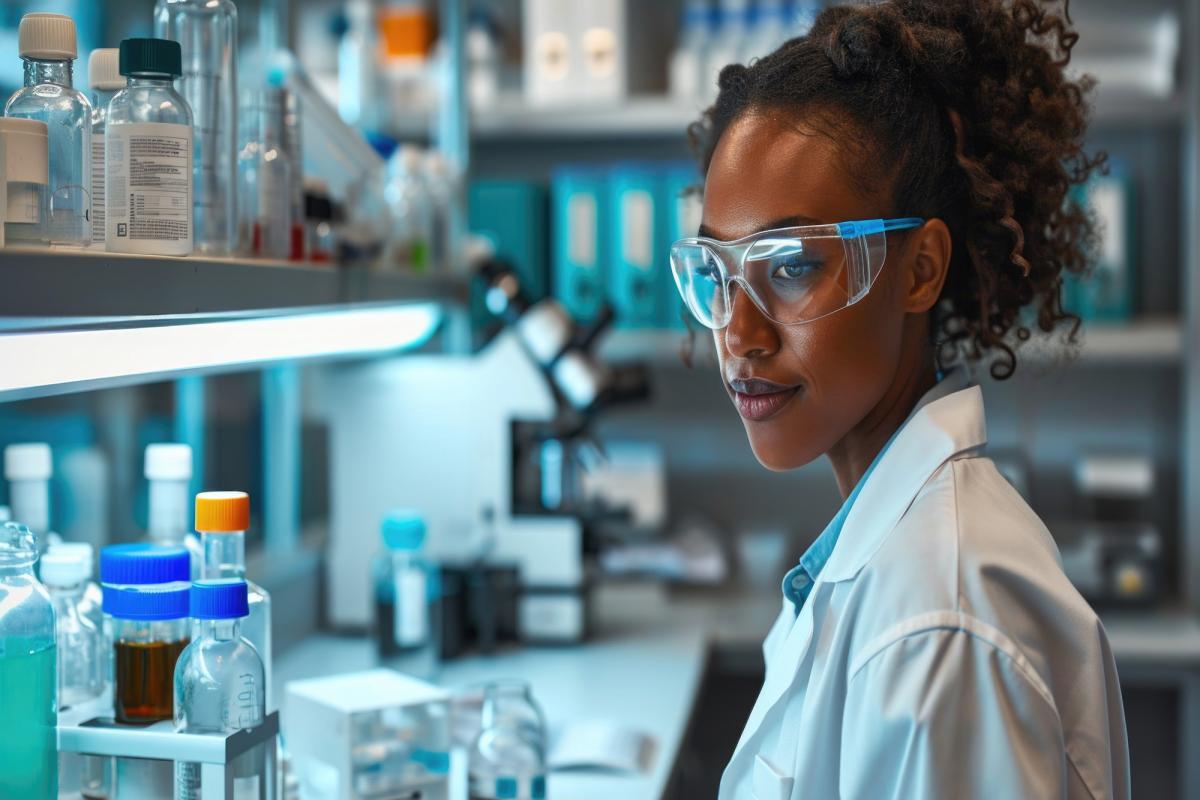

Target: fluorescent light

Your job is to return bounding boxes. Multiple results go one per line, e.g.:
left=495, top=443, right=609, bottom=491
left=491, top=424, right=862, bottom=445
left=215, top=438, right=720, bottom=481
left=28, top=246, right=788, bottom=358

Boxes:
left=0, top=304, right=442, bottom=398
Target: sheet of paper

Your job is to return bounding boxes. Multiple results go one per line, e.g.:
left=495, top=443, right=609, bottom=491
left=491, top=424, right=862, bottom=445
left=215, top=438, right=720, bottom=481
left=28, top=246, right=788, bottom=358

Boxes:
left=548, top=720, right=656, bottom=774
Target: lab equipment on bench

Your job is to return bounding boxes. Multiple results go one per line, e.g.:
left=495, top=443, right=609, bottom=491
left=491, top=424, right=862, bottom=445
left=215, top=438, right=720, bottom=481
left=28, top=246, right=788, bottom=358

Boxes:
left=196, top=491, right=274, bottom=709
left=373, top=510, right=440, bottom=678
left=175, top=579, right=272, bottom=800
left=5, top=12, right=92, bottom=248
left=146, top=443, right=202, bottom=577
left=469, top=680, right=547, bottom=800
left=105, top=38, right=194, bottom=256
left=0, top=521, right=57, bottom=799
left=284, top=668, right=451, bottom=800
left=154, top=0, right=239, bottom=256
left=0, top=116, right=49, bottom=248
left=88, top=48, right=122, bottom=248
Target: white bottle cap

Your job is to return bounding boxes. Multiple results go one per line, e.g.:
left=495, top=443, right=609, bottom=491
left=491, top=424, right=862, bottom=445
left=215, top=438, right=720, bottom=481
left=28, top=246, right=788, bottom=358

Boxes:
left=144, top=443, right=193, bottom=481
left=0, top=118, right=49, bottom=186
left=18, top=13, right=78, bottom=61
left=88, top=48, right=123, bottom=91
left=4, top=443, right=52, bottom=481
left=47, top=541, right=94, bottom=580
left=39, top=549, right=89, bottom=587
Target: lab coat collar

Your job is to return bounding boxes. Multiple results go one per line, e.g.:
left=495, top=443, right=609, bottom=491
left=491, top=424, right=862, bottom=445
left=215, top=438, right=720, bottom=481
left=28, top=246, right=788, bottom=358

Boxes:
left=821, top=372, right=985, bottom=583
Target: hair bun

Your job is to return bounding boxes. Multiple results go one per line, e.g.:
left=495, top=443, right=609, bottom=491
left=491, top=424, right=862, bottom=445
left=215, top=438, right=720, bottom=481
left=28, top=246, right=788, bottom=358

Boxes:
left=828, top=17, right=883, bottom=78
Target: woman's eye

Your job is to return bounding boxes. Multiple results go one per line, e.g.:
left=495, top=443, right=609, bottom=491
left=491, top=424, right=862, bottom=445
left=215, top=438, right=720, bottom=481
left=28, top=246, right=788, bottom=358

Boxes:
left=771, top=257, right=822, bottom=280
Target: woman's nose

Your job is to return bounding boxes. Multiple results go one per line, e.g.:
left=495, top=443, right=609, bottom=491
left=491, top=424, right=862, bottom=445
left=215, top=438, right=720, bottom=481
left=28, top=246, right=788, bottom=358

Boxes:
left=723, top=283, right=780, bottom=360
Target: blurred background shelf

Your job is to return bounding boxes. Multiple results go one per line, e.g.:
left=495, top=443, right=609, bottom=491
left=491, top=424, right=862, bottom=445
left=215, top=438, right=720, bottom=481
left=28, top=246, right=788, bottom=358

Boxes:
left=0, top=249, right=465, bottom=327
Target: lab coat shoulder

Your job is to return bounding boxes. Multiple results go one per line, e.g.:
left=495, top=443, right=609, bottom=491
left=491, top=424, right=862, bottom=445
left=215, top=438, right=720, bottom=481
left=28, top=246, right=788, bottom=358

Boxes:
left=841, top=451, right=1130, bottom=800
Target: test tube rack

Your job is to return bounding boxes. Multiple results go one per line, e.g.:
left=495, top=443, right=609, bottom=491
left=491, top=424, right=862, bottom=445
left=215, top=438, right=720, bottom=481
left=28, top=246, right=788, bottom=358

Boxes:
left=57, top=697, right=279, bottom=800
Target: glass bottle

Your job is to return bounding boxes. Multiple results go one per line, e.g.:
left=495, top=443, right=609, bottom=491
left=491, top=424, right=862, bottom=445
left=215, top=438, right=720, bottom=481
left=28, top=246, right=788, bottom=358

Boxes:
left=237, top=86, right=294, bottom=259
left=4, top=13, right=92, bottom=247
left=154, top=0, right=238, bottom=255
left=174, top=579, right=272, bottom=800
left=41, top=549, right=103, bottom=708
left=372, top=510, right=439, bottom=679
left=145, top=444, right=202, bottom=577
left=468, top=680, right=547, bottom=800
left=195, top=491, right=273, bottom=709
left=0, top=522, right=57, bottom=799
left=384, top=144, right=432, bottom=272
left=105, top=38, right=194, bottom=256
left=88, top=47, right=122, bottom=247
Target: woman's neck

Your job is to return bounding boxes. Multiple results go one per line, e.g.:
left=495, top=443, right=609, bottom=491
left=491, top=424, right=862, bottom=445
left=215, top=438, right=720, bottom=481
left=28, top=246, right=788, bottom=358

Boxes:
left=826, top=324, right=938, bottom=499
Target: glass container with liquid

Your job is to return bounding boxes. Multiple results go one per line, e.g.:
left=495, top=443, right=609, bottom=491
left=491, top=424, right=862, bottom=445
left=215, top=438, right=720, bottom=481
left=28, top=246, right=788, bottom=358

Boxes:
left=0, top=521, right=57, bottom=799
left=87, top=47, right=122, bottom=247
left=195, top=491, right=272, bottom=709
left=99, top=543, right=191, bottom=723
left=153, top=0, right=238, bottom=255
left=372, top=509, right=439, bottom=679
left=4, top=13, right=92, bottom=247
left=468, top=680, right=547, bottom=800
left=174, top=578, right=271, bottom=799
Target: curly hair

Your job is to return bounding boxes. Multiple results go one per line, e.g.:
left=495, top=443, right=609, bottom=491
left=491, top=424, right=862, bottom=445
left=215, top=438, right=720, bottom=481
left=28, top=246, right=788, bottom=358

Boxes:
left=689, top=0, right=1107, bottom=379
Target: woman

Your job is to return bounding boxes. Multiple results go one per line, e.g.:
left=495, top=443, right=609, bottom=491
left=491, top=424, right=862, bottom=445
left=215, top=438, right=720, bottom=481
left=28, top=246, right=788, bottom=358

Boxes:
left=670, top=1, right=1131, bottom=797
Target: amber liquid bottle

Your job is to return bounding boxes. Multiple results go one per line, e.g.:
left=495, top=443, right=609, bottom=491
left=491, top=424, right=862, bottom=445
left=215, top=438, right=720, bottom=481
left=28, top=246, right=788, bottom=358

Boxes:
left=114, top=638, right=189, bottom=723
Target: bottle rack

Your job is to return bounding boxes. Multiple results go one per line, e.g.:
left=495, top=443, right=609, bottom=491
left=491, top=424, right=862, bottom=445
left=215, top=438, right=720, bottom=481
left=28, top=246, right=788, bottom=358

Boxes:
left=57, top=697, right=279, bottom=800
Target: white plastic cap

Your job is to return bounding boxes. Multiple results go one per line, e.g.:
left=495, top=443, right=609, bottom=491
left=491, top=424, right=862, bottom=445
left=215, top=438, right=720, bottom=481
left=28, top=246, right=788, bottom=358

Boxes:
left=5, top=443, right=52, bottom=481
left=0, top=118, right=49, bottom=186
left=88, top=48, right=123, bottom=91
left=18, top=13, right=78, bottom=61
left=39, top=549, right=90, bottom=587
left=145, top=443, right=193, bottom=481
left=47, top=541, right=94, bottom=580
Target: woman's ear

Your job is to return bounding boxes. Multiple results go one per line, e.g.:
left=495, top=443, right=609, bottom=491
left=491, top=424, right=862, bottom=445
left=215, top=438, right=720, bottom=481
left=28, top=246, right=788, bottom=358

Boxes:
left=903, top=218, right=952, bottom=314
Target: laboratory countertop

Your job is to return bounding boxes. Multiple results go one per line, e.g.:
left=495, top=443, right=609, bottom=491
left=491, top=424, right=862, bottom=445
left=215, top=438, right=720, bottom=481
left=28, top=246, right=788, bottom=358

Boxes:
left=276, top=583, right=777, bottom=800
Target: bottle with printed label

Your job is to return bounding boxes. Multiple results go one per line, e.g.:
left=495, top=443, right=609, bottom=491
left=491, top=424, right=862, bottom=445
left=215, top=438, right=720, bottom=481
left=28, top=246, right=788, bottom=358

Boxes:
left=105, top=38, right=193, bottom=256
left=174, top=579, right=272, bottom=800
left=372, top=509, right=439, bottom=679
left=4, top=13, right=92, bottom=248
left=87, top=48, right=122, bottom=247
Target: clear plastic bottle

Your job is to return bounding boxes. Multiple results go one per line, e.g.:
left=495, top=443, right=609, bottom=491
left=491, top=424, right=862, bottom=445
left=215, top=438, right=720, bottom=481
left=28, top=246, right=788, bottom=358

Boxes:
left=195, top=491, right=273, bottom=709
left=105, top=38, right=194, bottom=256
left=46, top=541, right=103, bottom=632
left=0, top=522, right=57, bottom=799
left=337, top=0, right=376, bottom=128
left=237, top=86, right=293, bottom=259
left=41, top=549, right=104, bottom=708
left=384, top=144, right=432, bottom=272
left=88, top=48, right=123, bottom=247
left=154, top=0, right=238, bottom=255
left=4, top=442, right=52, bottom=545
left=174, top=579, right=272, bottom=800
left=145, top=443, right=202, bottom=578
left=5, top=13, right=92, bottom=248
left=468, top=680, right=547, bottom=800
left=372, top=510, right=439, bottom=679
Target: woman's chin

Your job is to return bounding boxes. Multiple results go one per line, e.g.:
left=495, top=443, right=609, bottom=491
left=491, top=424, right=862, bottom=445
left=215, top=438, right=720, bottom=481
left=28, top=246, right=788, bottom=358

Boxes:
left=747, top=431, right=824, bottom=472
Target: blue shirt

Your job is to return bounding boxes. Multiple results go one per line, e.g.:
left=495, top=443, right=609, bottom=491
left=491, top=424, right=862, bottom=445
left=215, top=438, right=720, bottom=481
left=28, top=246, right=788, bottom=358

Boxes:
left=781, top=431, right=900, bottom=615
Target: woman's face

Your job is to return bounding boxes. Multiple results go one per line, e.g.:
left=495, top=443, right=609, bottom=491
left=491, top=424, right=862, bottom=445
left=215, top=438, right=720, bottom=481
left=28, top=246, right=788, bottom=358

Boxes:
left=701, top=112, right=915, bottom=471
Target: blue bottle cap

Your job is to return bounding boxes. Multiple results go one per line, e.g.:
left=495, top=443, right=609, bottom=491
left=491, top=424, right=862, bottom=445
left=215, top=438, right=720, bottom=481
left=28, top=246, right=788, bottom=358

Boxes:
left=190, top=579, right=250, bottom=620
left=100, top=543, right=190, bottom=585
left=381, top=510, right=426, bottom=551
left=102, top=582, right=190, bottom=620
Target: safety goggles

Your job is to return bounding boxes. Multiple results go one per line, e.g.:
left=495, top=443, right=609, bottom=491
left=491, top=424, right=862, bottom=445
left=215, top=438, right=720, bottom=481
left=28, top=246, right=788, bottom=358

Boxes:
left=669, top=217, right=925, bottom=329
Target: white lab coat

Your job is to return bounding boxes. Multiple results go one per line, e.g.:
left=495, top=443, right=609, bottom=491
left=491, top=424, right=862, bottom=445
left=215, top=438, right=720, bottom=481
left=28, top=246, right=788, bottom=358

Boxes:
left=720, top=380, right=1131, bottom=800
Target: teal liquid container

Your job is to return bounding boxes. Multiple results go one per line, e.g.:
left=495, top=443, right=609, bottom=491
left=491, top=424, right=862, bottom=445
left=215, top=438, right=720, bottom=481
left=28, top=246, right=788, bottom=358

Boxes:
left=0, top=521, right=57, bottom=799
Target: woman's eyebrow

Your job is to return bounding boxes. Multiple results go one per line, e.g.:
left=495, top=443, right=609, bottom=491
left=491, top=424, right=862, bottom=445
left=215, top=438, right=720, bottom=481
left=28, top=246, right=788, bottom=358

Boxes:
left=696, top=215, right=824, bottom=240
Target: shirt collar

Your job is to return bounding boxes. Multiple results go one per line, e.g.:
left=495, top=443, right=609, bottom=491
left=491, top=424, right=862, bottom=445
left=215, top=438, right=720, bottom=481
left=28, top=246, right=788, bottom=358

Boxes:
left=781, top=372, right=985, bottom=608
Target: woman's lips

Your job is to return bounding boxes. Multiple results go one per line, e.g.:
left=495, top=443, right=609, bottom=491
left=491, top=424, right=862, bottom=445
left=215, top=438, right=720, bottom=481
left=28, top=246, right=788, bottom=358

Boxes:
left=728, top=378, right=802, bottom=422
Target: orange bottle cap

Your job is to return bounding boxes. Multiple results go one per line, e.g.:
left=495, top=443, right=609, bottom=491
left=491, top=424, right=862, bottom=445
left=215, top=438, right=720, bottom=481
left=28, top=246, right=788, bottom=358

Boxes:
left=195, top=491, right=250, bottom=532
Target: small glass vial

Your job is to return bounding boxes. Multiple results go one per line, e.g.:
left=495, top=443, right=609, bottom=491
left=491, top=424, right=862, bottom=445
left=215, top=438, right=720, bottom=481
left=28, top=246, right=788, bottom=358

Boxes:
left=105, top=38, right=193, bottom=256
left=237, top=86, right=294, bottom=259
left=4, top=13, right=92, bottom=248
left=468, top=680, right=547, bottom=800
left=195, top=491, right=273, bottom=709
left=174, top=579, right=273, bottom=800
left=145, top=443, right=202, bottom=577
left=154, top=0, right=239, bottom=256
left=87, top=48, right=123, bottom=248
left=372, top=509, right=439, bottom=679
left=0, top=522, right=57, bottom=799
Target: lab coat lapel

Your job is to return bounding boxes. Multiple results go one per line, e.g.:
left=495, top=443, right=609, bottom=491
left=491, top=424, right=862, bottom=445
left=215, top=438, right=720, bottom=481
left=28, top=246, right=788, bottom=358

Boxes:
left=726, top=384, right=988, bottom=773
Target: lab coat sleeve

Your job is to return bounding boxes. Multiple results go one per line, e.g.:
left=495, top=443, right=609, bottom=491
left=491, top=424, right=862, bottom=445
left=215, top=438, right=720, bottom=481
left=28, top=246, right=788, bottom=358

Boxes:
left=840, top=622, right=1069, bottom=800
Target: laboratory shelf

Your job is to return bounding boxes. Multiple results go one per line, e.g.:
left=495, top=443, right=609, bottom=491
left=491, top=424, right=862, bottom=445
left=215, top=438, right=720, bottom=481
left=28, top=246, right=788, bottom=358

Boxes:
left=0, top=249, right=466, bottom=402
left=1101, top=610, right=1200, bottom=668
